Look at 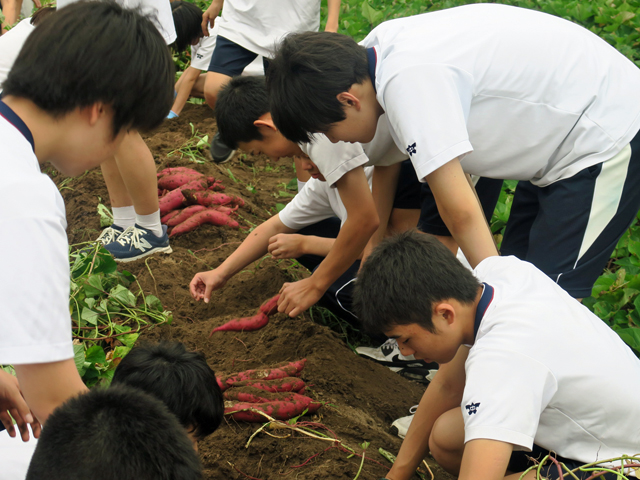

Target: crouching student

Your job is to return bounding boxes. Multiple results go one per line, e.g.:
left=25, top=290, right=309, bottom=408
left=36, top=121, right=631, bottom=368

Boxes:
left=25, top=385, right=203, bottom=480
left=354, top=231, right=640, bottom=480
left=111, top=341, right=224, bottom=450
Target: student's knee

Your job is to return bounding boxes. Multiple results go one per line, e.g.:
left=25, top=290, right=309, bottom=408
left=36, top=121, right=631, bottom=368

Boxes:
left=428, top=408, right=465, bottom=474
left=203, top=72, right=230, bottom=109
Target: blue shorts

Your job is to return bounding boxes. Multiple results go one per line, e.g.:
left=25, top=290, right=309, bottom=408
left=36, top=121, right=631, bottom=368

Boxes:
left=208, top=36, right=269, bottom=77
left=393, top=160, right=421, bottom=210
left=500, top=129, right=640, bottom=298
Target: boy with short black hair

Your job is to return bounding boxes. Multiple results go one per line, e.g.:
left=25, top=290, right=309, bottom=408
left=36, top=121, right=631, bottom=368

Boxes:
left=266, top=4, right=640, bottom=302
left=0, top=0, right=173, bottom=438
left=25, top=385, right=203, bottom=480
left=354, top=231, right=640, bottom=480
left=111, top=341, right=224, bottom=446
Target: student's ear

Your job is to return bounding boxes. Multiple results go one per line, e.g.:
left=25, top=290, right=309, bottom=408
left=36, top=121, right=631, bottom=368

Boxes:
left=84, top=102, right=107, bottom=127
left=433, top=302, right=456, bottom=326
left=336, top=91, right=361, bottom=110
left=254, top=113, right=278, bottom=132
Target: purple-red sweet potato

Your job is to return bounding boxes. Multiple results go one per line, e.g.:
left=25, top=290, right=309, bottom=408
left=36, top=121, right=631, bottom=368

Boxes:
left=170, top=209, right=240, bottom=237
left=259, top=294, right=280, bottom=316
left=183, top=190, right=245, bottom=208
left=226, top=377, right=305, bottom=393
left=158, top=172, right=204, bottom=190
left=224, top=398, right=313, bottom=422
left=159, top=188, right=187, bottom=216
left=209, top=312, right=268, bottom=336
left=157, top=166, right=200, bottom=177
left=166, top=205, right=206, bottom=227
left=161, top=209, right=183, bottom=224
left=221, top=360, right=307, bottom=388
left=223, top=387, right=302, bottom=404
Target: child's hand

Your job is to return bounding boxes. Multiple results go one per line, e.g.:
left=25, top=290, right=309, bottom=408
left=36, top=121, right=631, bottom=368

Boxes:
left=0, top=369, right=41, bottom=442
left=189, top=269, right=228, bottom=303
left=201, top=0, right=223, bottom=36
left=277, top=277, right=324, bottom=317
left=267, top=234, right=305, bottom=259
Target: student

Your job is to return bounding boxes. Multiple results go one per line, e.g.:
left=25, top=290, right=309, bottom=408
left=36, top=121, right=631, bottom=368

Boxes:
left=25, top=385, right=202, bottom=480
left=266, top=4, right=640, bottom=303
left=354, top=231, right=640, bottom=480
left=111, top=341, right=224, bottom=449
left=0, top=0, right=172, bottom=439
left=200, top=0, right=341, bottom=163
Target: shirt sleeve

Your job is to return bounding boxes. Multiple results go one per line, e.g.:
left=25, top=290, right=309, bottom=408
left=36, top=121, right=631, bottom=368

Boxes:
left=190, top=28, right=217, bottom=71
left=278, top=178, right=337, bottom=230
left=0, top=176, right=74, bottom=365
left=301, top=134, right=369, bottom=187
left=379, top=62, right=474, bottom=181
left=462, top=347, right=558, bottom=450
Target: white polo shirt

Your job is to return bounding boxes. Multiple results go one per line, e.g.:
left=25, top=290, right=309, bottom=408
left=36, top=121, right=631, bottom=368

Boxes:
left=0, top=19, right=34, bottom=87
left=216, top=0, right=320, bottom=59
left=464, top=256, right=640, bottom=468
left=0, top=102, right=74, bottom=365
left=279, top=167, right=374, bottom=230
left=57, top=0, right=176, bottom=45
left=191, top=24, right=263, bottom=75
left=363, top=4, right=640, bottom=186
left=302, top=116, right=408, bottom=187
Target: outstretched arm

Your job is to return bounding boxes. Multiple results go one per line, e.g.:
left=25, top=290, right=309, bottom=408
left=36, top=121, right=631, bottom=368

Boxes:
left=171, top=66, right=201, bottom=116
left=190, top=215, right=296, bottom=302
left=324, top=0, right=341, bottom=32
left=268, top=233, right=336, bottom=259
left=277, top=166, right=378, bottom=317
left=426, top=158, right=498, bottom=268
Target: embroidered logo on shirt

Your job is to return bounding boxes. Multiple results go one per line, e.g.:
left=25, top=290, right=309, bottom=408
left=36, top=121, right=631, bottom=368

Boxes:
left=406, top=142, right=417, bottom=156
left=196, top=53, right=203, bottom=59
left=465, top=402, right=480, bottom=415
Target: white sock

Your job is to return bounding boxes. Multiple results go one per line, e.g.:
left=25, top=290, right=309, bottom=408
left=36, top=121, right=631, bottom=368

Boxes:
left=112, top=206, right=136, bottom=230
left=136, top=210, right=163, bottom=237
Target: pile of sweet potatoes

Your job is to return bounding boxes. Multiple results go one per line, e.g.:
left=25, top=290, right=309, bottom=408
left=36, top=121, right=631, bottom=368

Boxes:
left=157, top=167, right=245, bottom=237
left=220, top=359, right=323, bottom=422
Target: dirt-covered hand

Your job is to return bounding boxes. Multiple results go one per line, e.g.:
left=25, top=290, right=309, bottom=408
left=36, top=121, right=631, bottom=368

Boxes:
left=277, top=278, right=324, bottom=317
left=0, top=369, right=40, bottom=442
left=189, top=269, right=227, bottom=303
left=268, top=234, right=305, bottom=259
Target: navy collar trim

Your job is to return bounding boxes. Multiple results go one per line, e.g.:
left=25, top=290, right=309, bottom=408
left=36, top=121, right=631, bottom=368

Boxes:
left=0, top=99, right=35, bottom=152
left=366, top=47, right=377, bottom=93
left=474, top=283, right=494, bottom=339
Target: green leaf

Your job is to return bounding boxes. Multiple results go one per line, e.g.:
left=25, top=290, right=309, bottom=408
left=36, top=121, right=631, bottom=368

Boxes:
left=85, top=345, right=106, bottom=365
left=275, top=203, right=286, bottom=213
left=73, top=344, right=86, bottom=376
left=119, top=333, right=139, bottom=348
left=278, top=191, right=296, bottom=198
left=616, top=327, right=640, bottom=353
left=81, top=307, right=100, bottom=326
left=144, top=295, right=163, bottom=312
left=286, top=177, right=298, bottom=191
left=110, top=284, right=136, bottom=307
left=97, top=203, right=113, bottom=228
left=361, top=0, right=384, bottom=25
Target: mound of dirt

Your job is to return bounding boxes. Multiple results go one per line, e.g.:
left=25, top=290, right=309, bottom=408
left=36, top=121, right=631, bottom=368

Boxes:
left=55, top=103, right=451, bottom=480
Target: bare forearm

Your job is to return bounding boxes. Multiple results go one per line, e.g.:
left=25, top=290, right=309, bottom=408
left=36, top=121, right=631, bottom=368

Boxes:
left=369, top=163, right=402, bottom=250
left=301, top=235, right=335, bottom=257
left=218, top=216, right=292, bottom=279
left=15, top=359, right=87, bottom=424
left=171, top=67, right=200, bottom=115
left=325, top=0, right=341, bottom=32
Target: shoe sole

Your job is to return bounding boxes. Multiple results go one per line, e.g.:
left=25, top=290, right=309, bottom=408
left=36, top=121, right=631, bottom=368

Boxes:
left=113, top=245, right=173, bottom=263
left=212, top=150, right=235, bottom=164
left=395, top=367, right=435, bottom=385
left=389, top=425, right=406, bottom=439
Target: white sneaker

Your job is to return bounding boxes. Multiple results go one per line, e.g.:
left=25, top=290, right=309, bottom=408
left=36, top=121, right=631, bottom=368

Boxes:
left=356, top=338, right=419, bottom=366
left=391, top=405, right=418, bottom=439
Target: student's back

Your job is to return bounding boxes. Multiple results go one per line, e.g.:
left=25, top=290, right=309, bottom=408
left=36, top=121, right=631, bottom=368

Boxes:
left=467, top=255, right=640, bottom=463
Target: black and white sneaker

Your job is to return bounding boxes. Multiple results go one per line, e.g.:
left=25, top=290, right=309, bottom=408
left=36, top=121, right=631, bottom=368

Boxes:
left=210, top=131, right=236, bottom=164
left=390, top=405, right=418, bottom=439
left=356, top=339, right=438, bottom=384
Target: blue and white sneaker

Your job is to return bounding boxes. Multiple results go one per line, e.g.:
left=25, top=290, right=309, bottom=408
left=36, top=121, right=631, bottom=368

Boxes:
left=356, top=338, right=438, bottom=384
left=104, top=224, right=172, bottom=263
left=95, top=224, right=124, bottom=245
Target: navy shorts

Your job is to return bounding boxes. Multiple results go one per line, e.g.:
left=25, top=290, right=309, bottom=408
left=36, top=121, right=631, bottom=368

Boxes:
left=509, top=445, right=622, bottom=480
left=393, top=160, right=421, bottom=209
left=418, top=177, right=503, bottom=236
left=500, top=129, right=640, bottom=298
left=208, top=36, right=269, bottom=77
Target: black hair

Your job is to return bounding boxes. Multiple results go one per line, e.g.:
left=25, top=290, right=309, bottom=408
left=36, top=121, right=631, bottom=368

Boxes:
left=266, top=31, right=369, bottom=143
left=354, top=231, right=481, bottom=336
left=171, top=1, right=202, bottom=53
left=30, top=6, right=56, bottom=26
left=26, top=385, right=202, bottom=480
left=215, top=75, right=270, bottom=149
left=111, top=341, right=223, bottom=440
left=2, top=0, right=174, bottom=136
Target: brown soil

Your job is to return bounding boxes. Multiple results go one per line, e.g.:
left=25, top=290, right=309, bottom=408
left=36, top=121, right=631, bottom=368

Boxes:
left=55, top=103, right=453, bottom=480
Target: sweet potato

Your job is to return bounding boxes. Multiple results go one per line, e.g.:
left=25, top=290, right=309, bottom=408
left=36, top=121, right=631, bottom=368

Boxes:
left=221, top=359, right=307, bottom=388
left=166, top=205, right=206, bottom=227
left=170, top=209, right=240, bottom=237
left=210, top=205, right=238, bottom=216
left=209, top=312, right=268, bottom=336
left=209, top=180, right=225, bottom=191
left=159, top=188, right=187, bottom=216
left=183, top=190, right=245, bottom=208
left=224, top=398, right=314, bottom=422
left=223, top=387, right=302, bottom=404
left=157, top=166, right=200, bottom=177
left=161, top=209, right=183, bottom=224
left=157, top=172, right=204, bottom=190
left=259, top=295, right=280, bottom=316
left=226, top=377, right=305, bottom=393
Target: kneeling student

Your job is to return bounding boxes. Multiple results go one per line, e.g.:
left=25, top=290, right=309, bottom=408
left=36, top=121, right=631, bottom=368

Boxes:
left=355, top=231, right=640, bottom=480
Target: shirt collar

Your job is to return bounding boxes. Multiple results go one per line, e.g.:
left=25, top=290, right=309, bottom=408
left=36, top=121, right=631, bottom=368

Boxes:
left=473, top=283, right=494, bottom=339
left=0, top=99, right=35, bottom=152
left=366, top=47, right=377, bottom=93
